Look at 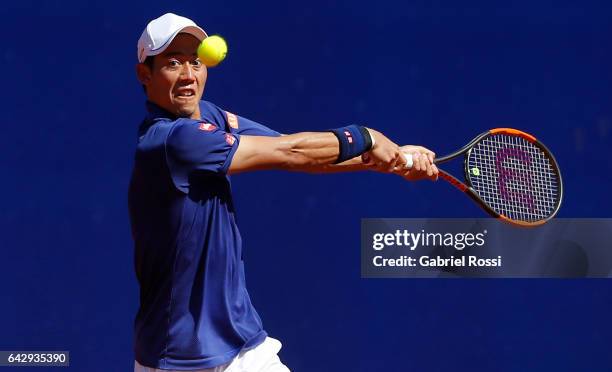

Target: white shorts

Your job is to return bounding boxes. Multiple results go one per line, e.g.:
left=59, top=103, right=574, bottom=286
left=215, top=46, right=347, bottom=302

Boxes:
left=134, top=337, right=290, bottom=372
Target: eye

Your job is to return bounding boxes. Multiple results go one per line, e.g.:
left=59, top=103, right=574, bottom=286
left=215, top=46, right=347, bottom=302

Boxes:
left=191, top=58, right=203, bottom=68
left=168, top=59, right=181, bottom=68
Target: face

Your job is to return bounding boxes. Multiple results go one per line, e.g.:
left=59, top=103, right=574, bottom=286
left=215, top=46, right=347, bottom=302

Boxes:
left=137, top=33, right=207, bottom=119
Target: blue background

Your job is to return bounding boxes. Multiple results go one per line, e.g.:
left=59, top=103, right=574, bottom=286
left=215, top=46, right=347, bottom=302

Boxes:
left=1, top=1, right=611, bottom=371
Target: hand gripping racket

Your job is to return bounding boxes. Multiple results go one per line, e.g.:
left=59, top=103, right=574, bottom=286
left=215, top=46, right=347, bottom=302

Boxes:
left=404, top=128, right=563, bottom=227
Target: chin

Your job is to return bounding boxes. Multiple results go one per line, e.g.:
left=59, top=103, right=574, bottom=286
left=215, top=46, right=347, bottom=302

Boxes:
left=175, top=105, right=197, bottom=118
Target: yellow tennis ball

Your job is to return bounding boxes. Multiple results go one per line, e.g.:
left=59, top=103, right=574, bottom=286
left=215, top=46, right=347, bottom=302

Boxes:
left=197, top=35, right=227, bottom=67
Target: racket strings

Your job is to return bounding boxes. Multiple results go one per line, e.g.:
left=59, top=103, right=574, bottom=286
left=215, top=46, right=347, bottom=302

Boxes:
left=467, top=134, right=560, bottom=222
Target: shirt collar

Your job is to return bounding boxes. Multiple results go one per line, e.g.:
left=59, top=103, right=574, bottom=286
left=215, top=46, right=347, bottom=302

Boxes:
left=145, top=101, right=178, bottom=122
left=139, top=101, right=178, bottom=135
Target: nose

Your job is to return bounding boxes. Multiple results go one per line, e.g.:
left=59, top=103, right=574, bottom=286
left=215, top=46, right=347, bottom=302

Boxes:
left=179, top=62, right=195, bottom=81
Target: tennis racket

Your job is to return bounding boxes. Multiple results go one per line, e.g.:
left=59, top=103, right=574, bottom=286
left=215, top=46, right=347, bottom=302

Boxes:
left=404, top=128, right=563, bottom=227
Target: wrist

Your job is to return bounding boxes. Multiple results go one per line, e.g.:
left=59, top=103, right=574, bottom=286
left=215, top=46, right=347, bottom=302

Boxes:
left=329, top=125, right=374, bottom=164
left=363, top=127, right=376, bottom=149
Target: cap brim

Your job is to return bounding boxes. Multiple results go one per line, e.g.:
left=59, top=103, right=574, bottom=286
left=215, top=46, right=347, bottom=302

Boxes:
left=147, top=25, right=208, bottom=56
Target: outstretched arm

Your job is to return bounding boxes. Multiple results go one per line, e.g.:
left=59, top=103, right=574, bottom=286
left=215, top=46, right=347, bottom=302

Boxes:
left=229, top=128, right=438, bottom=181
left=229, top=128, right=406, bottom=174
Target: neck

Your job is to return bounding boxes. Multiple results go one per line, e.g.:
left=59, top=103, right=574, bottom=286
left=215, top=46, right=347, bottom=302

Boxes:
left=190, top=106, right=201, bottom=120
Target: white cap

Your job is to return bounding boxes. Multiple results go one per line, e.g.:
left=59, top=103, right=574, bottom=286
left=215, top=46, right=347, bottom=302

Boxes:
left=137, top=13, right=208, bottom=63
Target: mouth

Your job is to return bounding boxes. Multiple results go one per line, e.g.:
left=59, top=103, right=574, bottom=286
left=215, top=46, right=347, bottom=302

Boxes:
left=174, top=88, right=197, bottom=100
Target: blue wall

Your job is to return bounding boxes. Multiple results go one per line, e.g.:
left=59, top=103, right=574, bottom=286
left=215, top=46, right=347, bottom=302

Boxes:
left=1, top=1, right=611, bottom=371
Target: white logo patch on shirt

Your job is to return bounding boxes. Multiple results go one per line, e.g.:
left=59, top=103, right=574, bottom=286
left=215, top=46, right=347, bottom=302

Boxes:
left=198, top=122, right=217, bottom=132
left=225, top=133, right=236, bottom=145
left=226, top=111, right=239, bottom=129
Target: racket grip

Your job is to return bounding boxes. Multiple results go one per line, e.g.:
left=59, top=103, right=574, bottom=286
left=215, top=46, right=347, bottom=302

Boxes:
left=402, top=152, right=413, bottom=169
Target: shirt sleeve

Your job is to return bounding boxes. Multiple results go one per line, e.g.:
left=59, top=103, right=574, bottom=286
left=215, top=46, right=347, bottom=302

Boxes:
left=199, top=100, right=281, bottom=137
left=231, top=113, right=282, bottom=137
left=165, top=119, right=240, bottom=193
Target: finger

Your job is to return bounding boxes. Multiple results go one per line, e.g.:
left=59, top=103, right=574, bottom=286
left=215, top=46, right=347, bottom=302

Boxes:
left=412, top=153, right=421, bottom=171
left=396, top=150, right=407, bottom=168
left=424, top=156, right=430, bottom=175
left=419, top=154, right=429, bottom=172
left=430, top=163, right=439, bottom=181
left=386, top=154, right=399, bottom=173
left=411, top=147, right=434, bottom=163
left=394, top=154, right=409, bottom=173
left=380, top=152, right=394, bottom=173
left=426, top=161, right=433, bottom=177
left=419, top=154, right=428, bottom=173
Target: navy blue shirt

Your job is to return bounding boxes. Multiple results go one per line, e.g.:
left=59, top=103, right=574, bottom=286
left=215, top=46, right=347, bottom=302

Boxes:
left=128, top=101, right=280, bottom=369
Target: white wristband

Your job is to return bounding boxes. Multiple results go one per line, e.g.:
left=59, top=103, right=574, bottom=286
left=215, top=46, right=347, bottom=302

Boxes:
left=365, top=128, right=376, bottom=149
left=402, top=152, right=413, bottom=169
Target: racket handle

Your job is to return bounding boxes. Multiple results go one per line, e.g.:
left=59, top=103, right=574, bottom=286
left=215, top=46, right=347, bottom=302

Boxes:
left=402, top=152, right=413, bottom=169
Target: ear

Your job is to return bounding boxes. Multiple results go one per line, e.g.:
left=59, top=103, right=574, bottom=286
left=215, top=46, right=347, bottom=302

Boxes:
left=136, top=63, right=152, bottom=86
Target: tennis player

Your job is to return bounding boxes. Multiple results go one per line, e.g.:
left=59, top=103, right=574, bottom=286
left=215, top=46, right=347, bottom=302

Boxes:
left=129, top=13, right=438, bottom=372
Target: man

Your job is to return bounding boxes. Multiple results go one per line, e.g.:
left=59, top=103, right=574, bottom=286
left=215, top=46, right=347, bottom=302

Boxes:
left=129, top=13, right=438, bottom=372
